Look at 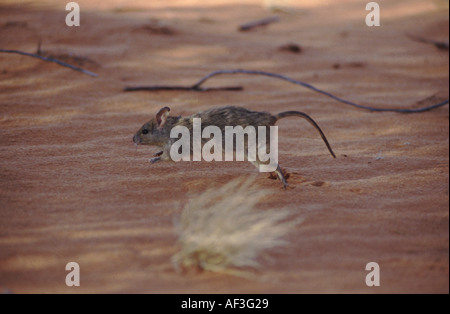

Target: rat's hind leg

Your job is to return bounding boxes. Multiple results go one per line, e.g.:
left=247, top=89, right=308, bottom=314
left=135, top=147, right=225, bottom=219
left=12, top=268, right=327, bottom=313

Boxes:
left=274, top=164, right=289, bottom=189
left=249, top=161, right=289, bottom=189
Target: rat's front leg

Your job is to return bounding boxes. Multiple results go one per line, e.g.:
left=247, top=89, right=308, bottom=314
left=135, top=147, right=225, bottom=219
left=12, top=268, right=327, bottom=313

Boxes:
left=149, top=151, right=163, bottom=164
left=149, top=149, right=173, bottom=164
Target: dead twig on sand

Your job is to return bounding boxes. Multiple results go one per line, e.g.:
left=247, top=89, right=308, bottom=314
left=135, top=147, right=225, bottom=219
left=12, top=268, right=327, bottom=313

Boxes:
left=0, top=48, right=98, bottom=77
left=123, top=69, right=449, bottom=114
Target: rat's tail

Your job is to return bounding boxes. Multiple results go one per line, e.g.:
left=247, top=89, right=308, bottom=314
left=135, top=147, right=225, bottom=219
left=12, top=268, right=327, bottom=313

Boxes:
left=276, top=111, right=336, bottom=158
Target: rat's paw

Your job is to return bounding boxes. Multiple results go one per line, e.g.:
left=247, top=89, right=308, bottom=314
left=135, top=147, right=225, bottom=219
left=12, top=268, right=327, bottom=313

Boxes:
left=149, top=157, right=161, bottom=164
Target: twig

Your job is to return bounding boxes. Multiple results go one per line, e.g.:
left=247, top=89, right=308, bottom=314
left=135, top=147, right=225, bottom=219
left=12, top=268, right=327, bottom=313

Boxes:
left=238, top=16, right=280, bottom=32
left=125, top=69, right=448, bottom=114
left=0, top=49, right=98, bottom=77
left=124, top=85, right=243, bottom=92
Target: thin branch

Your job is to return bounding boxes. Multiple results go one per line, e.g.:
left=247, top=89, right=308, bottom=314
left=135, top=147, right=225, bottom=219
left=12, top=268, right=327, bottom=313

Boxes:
left=124, top=69, right=449, bottom=114
left=0, top=49, right=98, bottom=77
left=238, top=16, right=280, bottom=32
left=191, top=69, right=450, bottom=113
left=124, top=85, right=243, bottom=92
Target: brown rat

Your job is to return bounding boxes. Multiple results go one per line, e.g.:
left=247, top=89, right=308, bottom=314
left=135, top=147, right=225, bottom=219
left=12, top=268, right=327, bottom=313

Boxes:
left=133, top=106, right=335, bottom=188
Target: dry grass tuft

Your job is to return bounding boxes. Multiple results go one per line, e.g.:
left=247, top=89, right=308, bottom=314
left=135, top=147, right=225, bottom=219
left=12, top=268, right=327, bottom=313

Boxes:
left=171, top=177, right=302, bottom=277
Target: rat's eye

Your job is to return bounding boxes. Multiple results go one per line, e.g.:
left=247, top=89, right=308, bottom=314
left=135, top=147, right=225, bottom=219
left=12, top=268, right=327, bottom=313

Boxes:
left=142, top=129, right=149, bottom=135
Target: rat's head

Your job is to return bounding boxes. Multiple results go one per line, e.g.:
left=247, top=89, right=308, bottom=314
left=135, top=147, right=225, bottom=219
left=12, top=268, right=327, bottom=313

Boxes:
left=133, top=107, right=174, bottom=146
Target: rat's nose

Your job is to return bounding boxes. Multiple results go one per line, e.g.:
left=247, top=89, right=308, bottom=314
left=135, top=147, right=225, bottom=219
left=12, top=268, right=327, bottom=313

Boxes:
left=133, top=134, right=141, bottom=144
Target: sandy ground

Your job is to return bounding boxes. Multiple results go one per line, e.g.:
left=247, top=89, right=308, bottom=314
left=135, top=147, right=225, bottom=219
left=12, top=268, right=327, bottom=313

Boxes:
left=0, top=0, right=448, bottom=294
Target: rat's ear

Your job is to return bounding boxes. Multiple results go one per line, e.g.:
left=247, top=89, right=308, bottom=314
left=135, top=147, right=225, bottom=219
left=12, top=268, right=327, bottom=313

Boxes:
left=156, top=107, right=170, bottom=128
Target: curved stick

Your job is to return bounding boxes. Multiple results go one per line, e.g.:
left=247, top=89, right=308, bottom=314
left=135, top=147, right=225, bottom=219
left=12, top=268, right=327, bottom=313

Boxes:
left=191, top=69, right=449, bottom=114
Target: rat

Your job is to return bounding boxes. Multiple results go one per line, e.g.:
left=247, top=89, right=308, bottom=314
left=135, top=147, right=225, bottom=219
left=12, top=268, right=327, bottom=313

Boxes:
left=133, top=106, right=336, bottom=188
